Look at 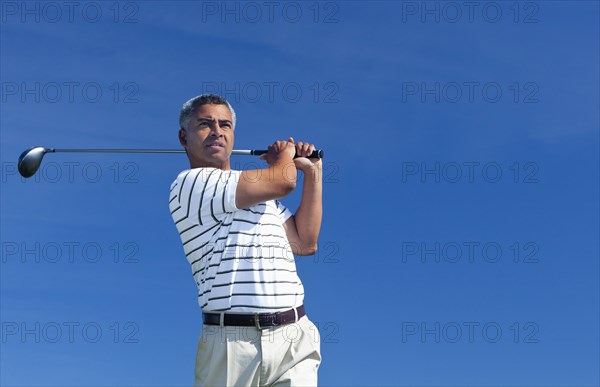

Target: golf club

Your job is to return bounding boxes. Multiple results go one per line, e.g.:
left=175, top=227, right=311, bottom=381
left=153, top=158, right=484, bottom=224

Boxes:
left=17, top=147, right=324, bottom=178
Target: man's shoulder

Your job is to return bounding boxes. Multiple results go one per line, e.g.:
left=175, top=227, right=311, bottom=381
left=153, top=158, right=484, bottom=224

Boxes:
left=170, top=168, right=244, bottom=202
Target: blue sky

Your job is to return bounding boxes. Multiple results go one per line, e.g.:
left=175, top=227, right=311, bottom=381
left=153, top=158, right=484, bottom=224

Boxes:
left=1, top=1, right=598, bottom=386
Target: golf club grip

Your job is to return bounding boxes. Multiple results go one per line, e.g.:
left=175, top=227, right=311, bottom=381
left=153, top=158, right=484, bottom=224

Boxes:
left=251, top=149, right=324, bottom=159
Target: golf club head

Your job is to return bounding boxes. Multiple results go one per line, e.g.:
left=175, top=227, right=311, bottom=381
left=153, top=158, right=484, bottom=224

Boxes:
left=18, top=147, right=47, bottom=178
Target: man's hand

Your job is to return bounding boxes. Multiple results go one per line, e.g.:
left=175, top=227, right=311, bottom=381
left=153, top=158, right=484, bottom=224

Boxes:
left=259, top=138, right=296, bottom=165
left=290, top=138, right=323, bottom=172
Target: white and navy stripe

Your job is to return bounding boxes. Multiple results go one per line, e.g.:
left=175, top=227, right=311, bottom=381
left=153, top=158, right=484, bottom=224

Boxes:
left=169, top=168, right=304, bottom=313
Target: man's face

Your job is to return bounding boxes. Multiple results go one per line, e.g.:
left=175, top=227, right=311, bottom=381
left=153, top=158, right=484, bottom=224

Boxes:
left=179, top=103, right=234, bottom=169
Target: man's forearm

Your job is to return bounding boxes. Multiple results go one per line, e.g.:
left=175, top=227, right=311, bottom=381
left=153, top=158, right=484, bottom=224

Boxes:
left=294, top=165, right=323, bottom=252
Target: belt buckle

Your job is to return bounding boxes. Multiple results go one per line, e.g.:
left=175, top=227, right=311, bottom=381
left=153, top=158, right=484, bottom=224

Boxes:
left=255, top=313, right=278, bottom=329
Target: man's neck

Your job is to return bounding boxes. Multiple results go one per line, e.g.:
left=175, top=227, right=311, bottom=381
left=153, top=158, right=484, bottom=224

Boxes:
left=190, top=160, right=230, bottom=170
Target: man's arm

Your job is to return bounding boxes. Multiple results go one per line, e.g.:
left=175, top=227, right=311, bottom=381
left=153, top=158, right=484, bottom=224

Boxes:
left=235, top=138, right=297, bottom=209
left=283, top=141, right=323, bottom=256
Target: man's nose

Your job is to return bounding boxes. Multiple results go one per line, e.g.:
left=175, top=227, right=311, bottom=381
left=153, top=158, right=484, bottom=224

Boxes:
left=209, top=123, right=224, bottom=136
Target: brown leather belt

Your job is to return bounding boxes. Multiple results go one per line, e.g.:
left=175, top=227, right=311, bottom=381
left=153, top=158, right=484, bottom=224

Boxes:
left=203, top=305, right=305, bottom=329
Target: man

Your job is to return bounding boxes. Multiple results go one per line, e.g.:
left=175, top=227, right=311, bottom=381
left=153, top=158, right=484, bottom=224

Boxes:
left=169, top=94, right=323, bottom=386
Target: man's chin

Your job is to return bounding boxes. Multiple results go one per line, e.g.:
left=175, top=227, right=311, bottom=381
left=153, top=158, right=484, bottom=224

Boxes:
left=206, top=147, right=227, bottom=155
left=210, top=150, right=232, bottom=160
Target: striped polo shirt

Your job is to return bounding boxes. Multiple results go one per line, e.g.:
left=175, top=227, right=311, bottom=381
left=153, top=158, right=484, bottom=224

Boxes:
left=169, top=167, right=305, bottom=313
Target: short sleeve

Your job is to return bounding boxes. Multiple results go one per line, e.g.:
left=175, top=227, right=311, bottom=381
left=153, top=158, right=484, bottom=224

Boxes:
left=275, top=200, right=293, bottom=223
left=176, top=168, right=242, bottom=225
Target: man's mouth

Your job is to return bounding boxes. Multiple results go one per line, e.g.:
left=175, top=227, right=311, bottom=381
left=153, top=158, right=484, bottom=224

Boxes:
left=206, top=142, right=225, bottom=149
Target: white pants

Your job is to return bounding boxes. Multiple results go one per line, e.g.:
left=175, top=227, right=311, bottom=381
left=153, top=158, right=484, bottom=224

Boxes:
left=194, top=315, right=321, bottom=386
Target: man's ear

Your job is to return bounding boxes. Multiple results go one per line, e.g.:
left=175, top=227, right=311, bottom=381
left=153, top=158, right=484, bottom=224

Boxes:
left=179, top=128, right=187, bottom=146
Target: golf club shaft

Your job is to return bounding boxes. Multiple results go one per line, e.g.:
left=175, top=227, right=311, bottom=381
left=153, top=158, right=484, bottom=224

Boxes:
left=49, top=148, right=324, bottom=158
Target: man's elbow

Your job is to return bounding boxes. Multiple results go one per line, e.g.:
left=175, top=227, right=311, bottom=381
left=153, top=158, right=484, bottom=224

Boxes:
left=305, top=244, right=318, bottom=256
left=297, top=243, right=317, bottom=256
left=278, top=180, right=296, bottom=197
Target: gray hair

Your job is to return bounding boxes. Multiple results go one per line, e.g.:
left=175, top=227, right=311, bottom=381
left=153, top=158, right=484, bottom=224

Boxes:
left=179, top=94, right=236, bottom=130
